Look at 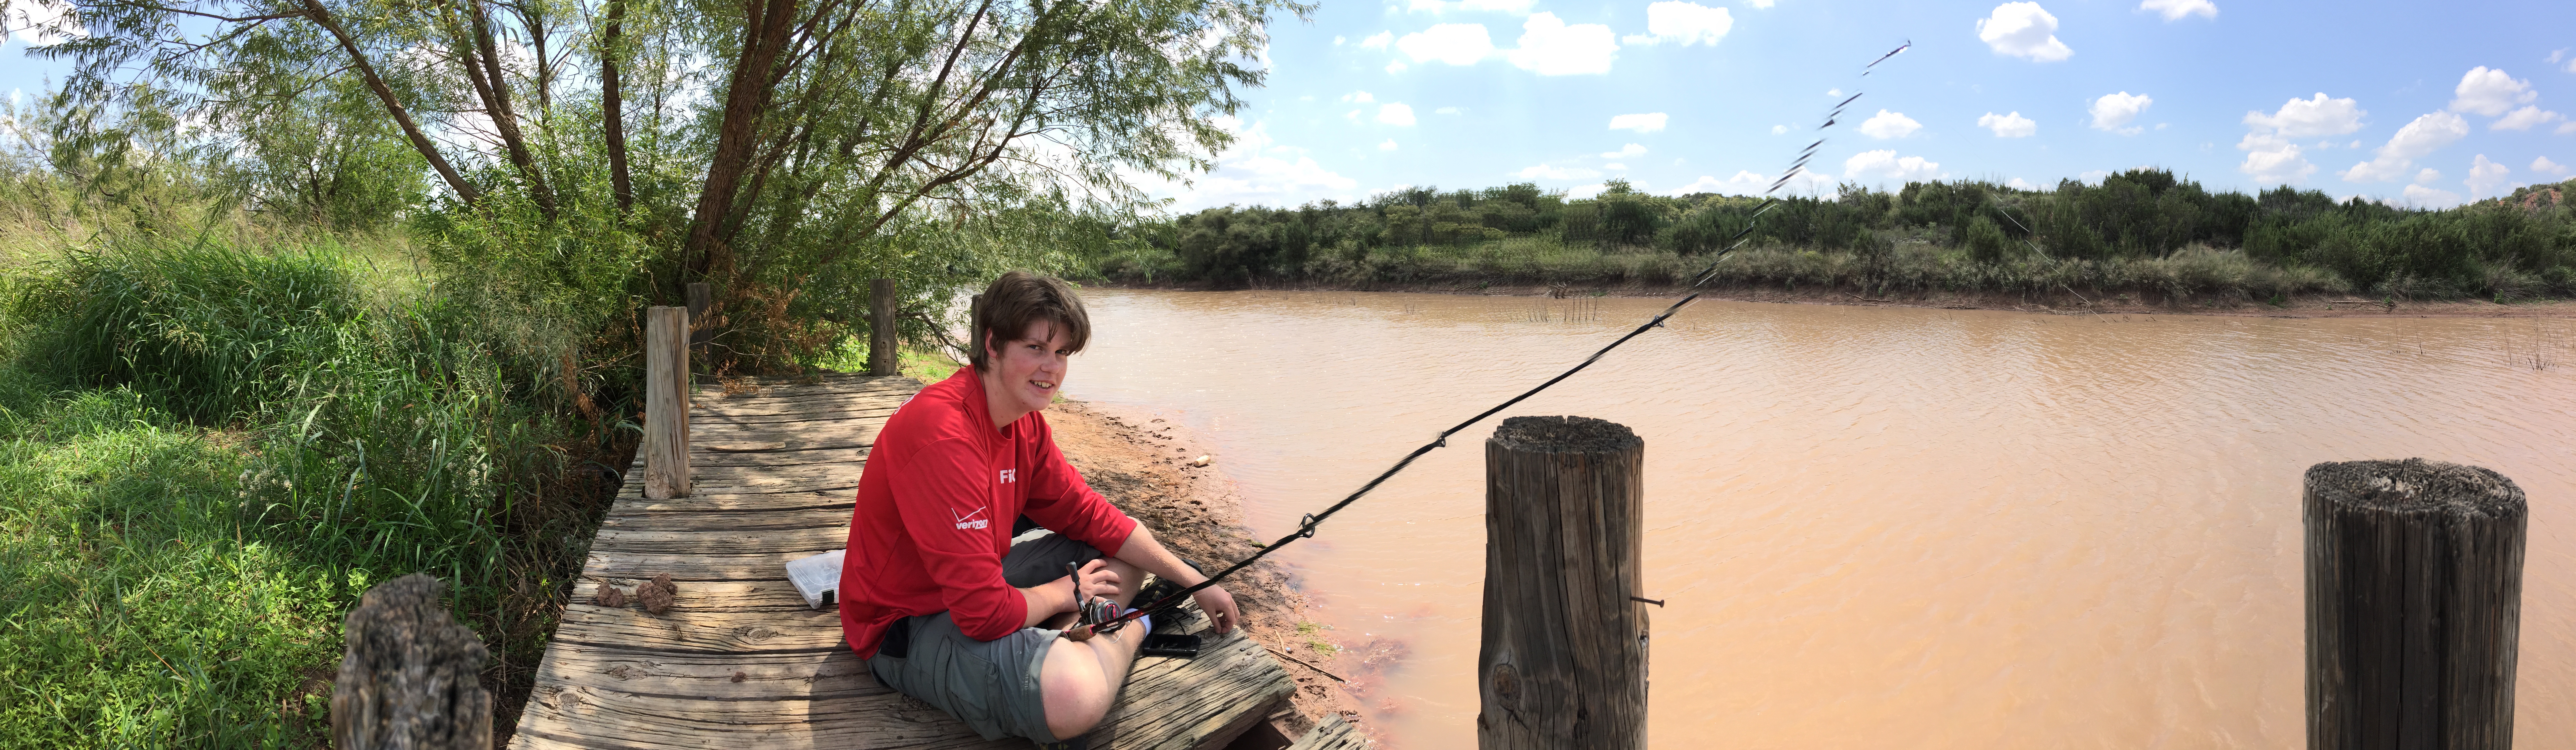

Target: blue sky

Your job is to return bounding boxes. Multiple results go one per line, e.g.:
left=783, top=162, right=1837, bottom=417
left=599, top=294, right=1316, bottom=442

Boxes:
left=8, top=0, right=2575, bottom=211
left=1146, top=0, right=2576, bottom=209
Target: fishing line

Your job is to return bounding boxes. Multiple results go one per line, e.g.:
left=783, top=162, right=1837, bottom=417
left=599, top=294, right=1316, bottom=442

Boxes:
left=1081, top=41, right=1915, bottom=638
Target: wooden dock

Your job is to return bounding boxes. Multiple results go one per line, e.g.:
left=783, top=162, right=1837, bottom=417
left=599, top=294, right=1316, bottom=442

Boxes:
left=509, top=373, right=1298, bottom=749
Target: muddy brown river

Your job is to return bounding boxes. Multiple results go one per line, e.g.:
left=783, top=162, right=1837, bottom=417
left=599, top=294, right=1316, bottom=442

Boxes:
left=1061, top=289, right=2575, bottom=749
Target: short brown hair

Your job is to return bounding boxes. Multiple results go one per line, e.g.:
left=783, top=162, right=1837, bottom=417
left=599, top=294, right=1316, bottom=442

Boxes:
left=971, top=271, right=1091, bottom=371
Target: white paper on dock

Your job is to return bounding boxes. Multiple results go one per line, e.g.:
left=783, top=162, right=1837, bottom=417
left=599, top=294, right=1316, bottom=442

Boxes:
left=785, top=549, right=846, bottom=609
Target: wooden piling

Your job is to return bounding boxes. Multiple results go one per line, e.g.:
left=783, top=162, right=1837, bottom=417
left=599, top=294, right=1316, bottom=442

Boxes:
left=969, top=293, right=986, bottom=363
left=333, top=573, right=491, bottom=749
left=869, top=278, right=898, bottom=376
left=2306, top=458, right=2526, bottom=750
left=1479, top=415, right=1648, bottom=750
left=643, top=305, right=690, bottom=499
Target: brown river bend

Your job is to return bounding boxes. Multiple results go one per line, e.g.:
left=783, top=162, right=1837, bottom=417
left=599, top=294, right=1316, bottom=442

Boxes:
left=1062, top=289, right=2575, bottom=750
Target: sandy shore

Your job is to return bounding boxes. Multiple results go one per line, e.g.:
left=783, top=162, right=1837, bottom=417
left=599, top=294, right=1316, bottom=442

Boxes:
left=1044, top=398, right=1381, bottom=740
left=1089, top=279, right=2576, bottom=319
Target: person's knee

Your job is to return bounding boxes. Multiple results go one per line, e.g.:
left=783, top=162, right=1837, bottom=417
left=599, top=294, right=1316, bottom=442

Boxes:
left=1101, top=557, right=1143, bottom=605
left=1041, top=643, right=1113, bottom=739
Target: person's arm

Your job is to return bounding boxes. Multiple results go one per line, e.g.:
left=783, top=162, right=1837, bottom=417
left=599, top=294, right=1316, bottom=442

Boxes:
left=1111, top=524, right=1241, bottom=634
left=1013, top=560, right=1121, bottom=629
left=889, top=437, right=1031, bottom=641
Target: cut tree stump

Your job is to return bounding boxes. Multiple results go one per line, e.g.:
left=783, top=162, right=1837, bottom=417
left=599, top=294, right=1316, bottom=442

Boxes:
left=334, top=573, right=494, bottom=750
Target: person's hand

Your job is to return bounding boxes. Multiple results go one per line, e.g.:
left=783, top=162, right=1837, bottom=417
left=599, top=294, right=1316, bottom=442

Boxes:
left=1073, top=559, right=1122, bottom=606
left=1193, top=583, right=1241, bottom=634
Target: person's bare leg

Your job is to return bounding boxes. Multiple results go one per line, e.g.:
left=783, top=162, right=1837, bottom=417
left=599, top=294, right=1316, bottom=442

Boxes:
left=1039, top=557, right=1146, bottom=740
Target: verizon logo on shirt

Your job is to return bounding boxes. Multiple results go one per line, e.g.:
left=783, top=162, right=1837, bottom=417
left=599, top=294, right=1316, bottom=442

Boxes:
left=953, top=506, right=991, bottom=530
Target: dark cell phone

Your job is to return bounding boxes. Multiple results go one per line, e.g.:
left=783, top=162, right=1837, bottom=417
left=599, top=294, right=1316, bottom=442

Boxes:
left=1140, top=632, right=1201, bottom=658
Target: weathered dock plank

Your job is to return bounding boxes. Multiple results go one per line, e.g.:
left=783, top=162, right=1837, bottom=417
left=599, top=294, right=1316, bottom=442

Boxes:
left=512, top=374, right=1294, bottom=750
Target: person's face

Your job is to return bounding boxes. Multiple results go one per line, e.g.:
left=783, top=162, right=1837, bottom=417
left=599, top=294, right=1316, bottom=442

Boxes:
left=988, top=319, right=1073, bottom=419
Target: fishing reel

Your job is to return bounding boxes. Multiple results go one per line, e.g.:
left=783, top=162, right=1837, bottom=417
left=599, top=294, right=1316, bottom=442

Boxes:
left=1060, top=562, right=1131, bottom=642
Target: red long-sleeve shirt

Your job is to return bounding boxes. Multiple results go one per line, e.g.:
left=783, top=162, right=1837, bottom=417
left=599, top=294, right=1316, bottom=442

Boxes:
left=840, top=367, right=1136, bottom=658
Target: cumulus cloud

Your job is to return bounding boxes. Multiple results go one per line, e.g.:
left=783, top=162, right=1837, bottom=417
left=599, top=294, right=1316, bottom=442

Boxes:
left=2088, top=91, right=2153, bottom=132
left=2245, top=93, right=2366, bottom=137
left=1859, top=110, right=1922, bottom=139
left=1743, top=0, right=1775, bottom=7
left=2238, top=132, right=2313, bottom=185
left=1360, top=31, right=1393, bottom=49
left=1342, top=91, right=1376, bottom=103
left=1380, top=139, right=1399, bottom=151
left=2465, top=154, right=2514, bottom=199
left=1976, top=111, right=2036, bottom=138
left=1845, top=150, right=1943, bottom=182
left=1977, top=2, right=2071, bottom=62
left=1667, top=169, right=1830, bottom=197
left=2448, top=67, right=2537, bottom=117
left=2137, top=0, right=2214, bottom=20
left=1516, top=163, right=1602, bottom=180
left=1506, top=13, right=1619, bottom=75
left=1771, top=124, right=1788, bottom=134
left=1608, top=113, right=1669, bottom=133
left=1601, top=143, right=1647, bottom=159
left=1406, top=0, right=1534, bottom=14
left=2006, top=177, right=2042, bottom=190
left=2535, top=156, right=2570, bottom=177
left=1376, top=102, right=1417, bottom=126
left=2402, top=183, right=2462, bottom=208
left=1156, top=118, right=1359, bottom=209
left=2491, top=106, right=2563, bottom=131
left=2339, top=111, right=2469, bottom=183
left=1622, top=1, right=1732, bottom=46
left=1396, top=24, right=1494, bottom=65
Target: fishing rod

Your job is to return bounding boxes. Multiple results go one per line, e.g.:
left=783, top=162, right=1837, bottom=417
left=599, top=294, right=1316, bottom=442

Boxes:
left=1066, top=40, right=1915, bottom=642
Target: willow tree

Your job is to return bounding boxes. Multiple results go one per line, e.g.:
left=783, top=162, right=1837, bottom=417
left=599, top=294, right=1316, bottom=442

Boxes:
left=28, top=0, right=1295, bottom=362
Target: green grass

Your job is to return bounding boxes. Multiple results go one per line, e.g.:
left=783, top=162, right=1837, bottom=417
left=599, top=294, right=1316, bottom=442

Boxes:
left=0, top=237, right=617, bottom=746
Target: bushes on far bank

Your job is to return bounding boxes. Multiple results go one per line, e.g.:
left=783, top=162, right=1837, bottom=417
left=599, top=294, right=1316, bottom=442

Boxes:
left=1076, top=171, right=2576, bottom=303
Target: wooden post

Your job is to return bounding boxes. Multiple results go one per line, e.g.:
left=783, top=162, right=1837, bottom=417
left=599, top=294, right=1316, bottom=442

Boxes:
left=1479, top=415, right=1647, bottom=750
left=333, top=574, right=492, bottom=749
left=644, top=305, right=690, bottom=499
left=2306, top=458, right=2526, bottom=750
left=968, top=293, right=986, bottom=364
left=869, top=278, right=898, bottom=376
left=685, top=282, right=713, bottom=350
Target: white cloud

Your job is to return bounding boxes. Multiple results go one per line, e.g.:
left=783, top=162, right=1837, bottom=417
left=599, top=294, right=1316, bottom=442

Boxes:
left=1376, top=102, right=1417, bottom=126
left=1744, top=0, right=1775, bottom=7
left=1396, top=24, right=1494, bottom=65
left=2402, top=183, right=2463, bottom=208
left=1608, top=113, right=1669, bottom=133
left=1605, top=162, right=1628, bottom=170
left=1360, top=31, right=1394, bottom=49
left=1667, top=169, right=1829, bottom=196
left=2245, top=93, right=2366, bottom=138
left=1826, top=88, right=1842, bottom=98
left=1844, top=149, right=1943, bottom=182
left=2078, top=169, right=2111, bottom=184
left=2465, top=154, right=2514, bottom=199
left=1506, top=13, right=1619, bottom=75
left=2006, top=177, right=2042, bottom=190
left=1342, top=91, right=1376, bottom=103
left=1976, top=111, right=2036, bottom=138
left=1566, top=183, right=1613, bottom=200
left=1858, top=110, right=1923, bottom=139
left=2561, top=121, right=2576, bottom=135
left=2089, top=91, right=2153, bottom=132
left=2415, top=168, right=2442, bottom=185
left=2535, top=156, right=2570, bottom=177
left=2238, top=132, right=2314, bottom=185
left=1623, top=1, right=1732, bottom=46
left=1770, top=124, right=1788, bottom=135
left=1386, top=60, right=1409, bottom=73
left=1517, top=164, right=1602, bottom=180
left=1601, top=143, right=1647, bottom=158
left=1380, top=139, right=1399, bottom=151
left=2449, top=67, right=2537, bottom=117
left=1158, top=118, right=1359, bottom=209
left=2137, top=0, right=2215, bottom=21
left=2339, top=111, right=2469, bottom=183
left=2491, top=106, right=2563, bottom=131
left=1406, top=0, right=1534, bottom=13
left=1977, top=2, right=2072, bottom=62
left=6, top=0, right=87, bottom=46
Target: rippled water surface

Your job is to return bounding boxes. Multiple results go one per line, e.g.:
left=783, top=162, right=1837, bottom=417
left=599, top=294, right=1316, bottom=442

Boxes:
left=1061, top=289, right=2576, bottom=750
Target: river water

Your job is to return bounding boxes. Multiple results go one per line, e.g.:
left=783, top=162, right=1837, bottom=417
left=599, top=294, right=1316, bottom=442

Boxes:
left=1060, top=289, right=2576, bottom=750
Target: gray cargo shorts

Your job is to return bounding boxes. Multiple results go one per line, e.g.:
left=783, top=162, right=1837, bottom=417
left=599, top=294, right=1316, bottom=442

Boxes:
left=866, top=530, right=1108, bottom=744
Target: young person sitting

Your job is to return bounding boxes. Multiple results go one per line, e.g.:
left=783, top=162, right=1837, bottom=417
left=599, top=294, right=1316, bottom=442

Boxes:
left=840, top=271, right=1241, bottom=748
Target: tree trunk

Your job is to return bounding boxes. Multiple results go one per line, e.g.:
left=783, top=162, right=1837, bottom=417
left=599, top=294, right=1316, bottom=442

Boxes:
left=295, top=0, right=482, bottom=206
left=683, top=0, right=802, bottom=282
left=457, top=0, right=558, bottom=217
left=601, top=0, right=634, bottom=213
